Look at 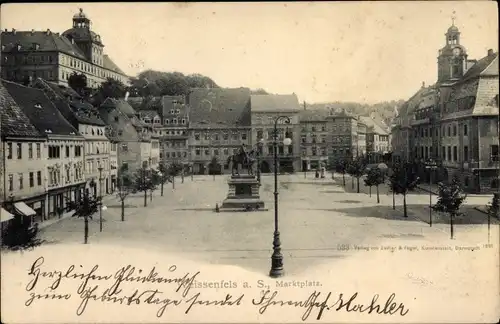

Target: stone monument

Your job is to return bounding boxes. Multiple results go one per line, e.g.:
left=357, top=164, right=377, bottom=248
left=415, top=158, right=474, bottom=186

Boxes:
left=219, top=144, right=266, bottom=211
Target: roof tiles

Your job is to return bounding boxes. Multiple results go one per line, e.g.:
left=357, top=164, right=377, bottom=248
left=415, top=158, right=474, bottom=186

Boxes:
left=2, top=80, right=80, bottom=136
left=0, top=80, right=43, bottom=138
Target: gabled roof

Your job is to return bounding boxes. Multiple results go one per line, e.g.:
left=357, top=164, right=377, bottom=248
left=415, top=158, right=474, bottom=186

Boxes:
left=0, top=80, right=43, bottom=138
left=103, top=54, right=127, bottom=76
left=102, top=98, right=138, bottom=117
left=188, top=88, right=251, bottom=128
left=359, top=116, right=389, bottom=135
left=34, top=78, right=105, bottom=126
left=1, top=30, right=87, bottom=60
left=2, top=81, right=80, bottom=136
left=139, top=110, right=159, bottom=120
left=98, top=101, right=140, bottom=142
left=161, top=95, right=188, bottom=117
left=298, top=109, right=329, bottom=122
left=462, top=52, right=498, bottom=81
left=251, top=94, right=301, bottom=112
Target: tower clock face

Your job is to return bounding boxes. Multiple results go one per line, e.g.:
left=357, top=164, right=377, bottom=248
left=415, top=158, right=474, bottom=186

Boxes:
left=453, top=47, right=461, bottom=56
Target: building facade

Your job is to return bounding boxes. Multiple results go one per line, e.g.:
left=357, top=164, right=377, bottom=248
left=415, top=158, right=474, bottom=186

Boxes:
left=3, top=80, right=86, bottom=219
left=158, top=96, right=190, bottom=170
left=98, top=98, right=146, bottom=173
left=1, top=80, right=47, bottom=224
left=298, top=109, right=329, bottom=171
left=188, top=88, right=252, bottom=174
left=392, top=22, right=499, bottom=193
left=251, top=94, right=302, bottom=173
left=1, top=9, right=129, bottom=89
left=327, top=108, right=360, bottom=161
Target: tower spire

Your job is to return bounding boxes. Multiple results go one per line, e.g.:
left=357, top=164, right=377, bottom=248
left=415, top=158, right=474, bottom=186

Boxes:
left=451, top=10, right=456, bottom=26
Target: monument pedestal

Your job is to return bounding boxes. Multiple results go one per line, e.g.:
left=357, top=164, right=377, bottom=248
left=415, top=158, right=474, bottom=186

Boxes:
left=220, top=174, right=266, bottom=211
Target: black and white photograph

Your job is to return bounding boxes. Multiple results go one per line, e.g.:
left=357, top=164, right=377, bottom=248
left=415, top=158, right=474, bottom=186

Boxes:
left=0, top=2, right=499, bottom=323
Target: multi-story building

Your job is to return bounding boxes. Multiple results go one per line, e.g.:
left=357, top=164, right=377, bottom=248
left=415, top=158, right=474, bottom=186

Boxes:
left=1, top=80, right=47, bottom=224
left=298, top=109, right=329, bottom=171
left=159, top=96, right=190, bottom=169
left=32, top=78, right=111, bottom=196
left=3, top=80, right=86, bottom=218
left=391, top=85, right=429, bottom=161
left=98, top=98, right=147, bottom=173
left=137, top=110, right=161, bottom=170
left=359, top=116, right=390, bottom=162
left=1, top=9, right=129, bottom=88
left=327, top=108, right=360, bottom=161
left=188, top=88, right=252, bottom=174
left=393, top=22, right=499, bottom=193
left=356, top=120, right=367, bottom=156
left=250, top=94, right=302, bottom=173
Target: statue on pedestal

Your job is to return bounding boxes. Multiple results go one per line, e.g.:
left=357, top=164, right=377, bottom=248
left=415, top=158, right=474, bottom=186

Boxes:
left=227, top=144, right=258, bottom=176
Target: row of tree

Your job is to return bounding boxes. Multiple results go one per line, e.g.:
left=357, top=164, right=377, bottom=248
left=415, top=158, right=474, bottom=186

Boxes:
left=67, top=70, right=270, bottom=108
left=331, top=157, right=497, bottom=240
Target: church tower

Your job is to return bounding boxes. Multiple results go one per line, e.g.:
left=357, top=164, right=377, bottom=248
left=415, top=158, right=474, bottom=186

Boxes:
left=63, top=8, right=105, bottom=67
left=437, top=17, right=468, bottom=83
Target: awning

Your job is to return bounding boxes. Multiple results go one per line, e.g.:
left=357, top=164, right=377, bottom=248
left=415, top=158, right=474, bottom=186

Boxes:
left=1, top=208, right=14, bottom=222
left=14, top=202, right=36, bottom=217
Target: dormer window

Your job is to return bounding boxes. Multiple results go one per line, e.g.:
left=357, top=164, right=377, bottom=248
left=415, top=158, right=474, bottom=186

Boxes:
left=34, top=103, right=42, bottom=109
left=17, top=44, right=21, bottom=51
left=164, top=119, right=169, bottom=125
left=176, top=109, right=180, bottom=114
left=181, top=119, right=186, bottom=125
left=33, top=43, right=40, bottom=50
left=170, top=109, right=174, bottom=114
left=173, top=119, right=178, bottom=124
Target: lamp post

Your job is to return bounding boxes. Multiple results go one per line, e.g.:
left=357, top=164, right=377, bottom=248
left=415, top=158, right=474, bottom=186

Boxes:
left=256, top=138, right=264, bottom=185
left=425, top=159, right=438, bottom=227
left=98, top=166, right=103, bottom=232
left=160, top=162, right=165, bottom=197
left=270, top=115, right=292, bottom=278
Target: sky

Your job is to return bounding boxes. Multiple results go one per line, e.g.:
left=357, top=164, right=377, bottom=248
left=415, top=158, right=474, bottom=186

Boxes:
left=1, top=2, right=498, bottom=104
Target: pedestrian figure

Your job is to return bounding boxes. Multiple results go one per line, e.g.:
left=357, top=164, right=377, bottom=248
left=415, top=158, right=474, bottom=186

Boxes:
left=315, top=169, right=319, bottom=178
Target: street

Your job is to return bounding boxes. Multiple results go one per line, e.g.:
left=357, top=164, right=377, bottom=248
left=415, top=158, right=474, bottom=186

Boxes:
left=2, top=173, right=499, bottom=323
left=37, top=173, right=499, bottom=276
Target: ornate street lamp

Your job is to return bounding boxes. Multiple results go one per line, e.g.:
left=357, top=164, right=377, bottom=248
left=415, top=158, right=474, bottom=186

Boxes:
left=270, top=115, right=292, bottom=278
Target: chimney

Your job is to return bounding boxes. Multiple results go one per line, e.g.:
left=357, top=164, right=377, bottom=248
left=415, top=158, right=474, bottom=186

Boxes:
left=303, top=101, right=306, bottom=110
left=4, top=28, right=7, bottom=32
left=46, top=29, right=51, bottom=35
left=12, top=28, right=16, bottom=34
left=488, top=49, right=494, bottom=56
left=422, top=81, right=425, bottom=88
left=31, top=29, right=35, bottom=35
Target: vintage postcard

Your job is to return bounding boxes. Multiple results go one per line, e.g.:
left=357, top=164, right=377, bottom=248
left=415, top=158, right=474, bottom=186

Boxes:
left=0, top=1, right=499, bottom=323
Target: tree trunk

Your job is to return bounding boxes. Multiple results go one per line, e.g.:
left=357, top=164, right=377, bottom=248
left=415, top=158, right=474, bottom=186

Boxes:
left=376, top=185, right=380, bottom=203
left=121, top=200, right=125, bottom=221
left=144, top=190, right=147, bottom=207
left=84, top=217, right=89, bottom=244
left=392, top=191, right=395, bottom=210
left=351, top=177, right=354, bottom=189
left=161, top=182, right=164, bottom=196
left=172, top=176, right=175, bottom=189
left=357, top=177, right=360, bottom=193
left=369, top=186, right=372, bottom=197
left=403, top=193, right=408, bottom=217
left=150, top=189, right=153, bottom=201
left=342, top=174, right=345, bottom=186
left=450, top=212, right=454, bottom=239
